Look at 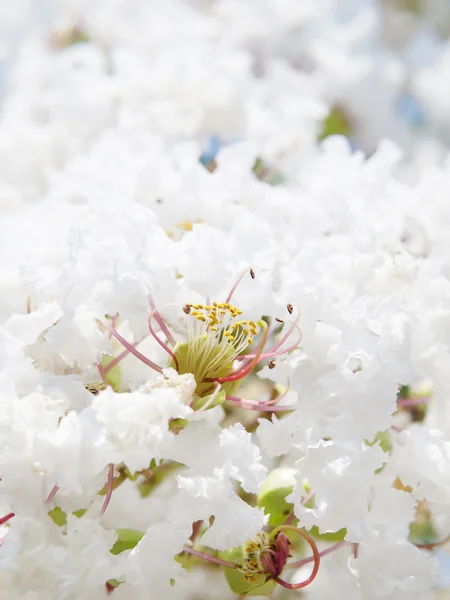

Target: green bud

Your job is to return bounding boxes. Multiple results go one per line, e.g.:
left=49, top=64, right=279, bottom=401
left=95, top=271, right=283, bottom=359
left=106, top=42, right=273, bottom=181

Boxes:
left=257, top=468, right=298, bottom=526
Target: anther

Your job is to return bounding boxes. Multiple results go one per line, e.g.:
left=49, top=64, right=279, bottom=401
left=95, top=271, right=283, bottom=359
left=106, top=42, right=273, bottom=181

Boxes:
left=268, top=360, right=276, bottom=369
left=275, top=317, right=284, bottom=323
left=183, top=304, right=191, bottom=314
left=250, top=268, right=255, bottom=279
left=287, top=304, right=293, bottom=315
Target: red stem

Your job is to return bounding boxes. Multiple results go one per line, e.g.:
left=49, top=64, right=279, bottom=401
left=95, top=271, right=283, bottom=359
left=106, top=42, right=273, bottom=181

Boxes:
left=0, top=512, right=15, bottom=526
left=271, top=526, right=320, bottom=589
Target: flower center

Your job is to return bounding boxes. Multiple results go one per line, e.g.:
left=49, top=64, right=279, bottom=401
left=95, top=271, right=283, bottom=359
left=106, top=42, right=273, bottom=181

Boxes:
left=172, top=302, right=258, bottom=397
left=239, top=531, right=291, bottom=583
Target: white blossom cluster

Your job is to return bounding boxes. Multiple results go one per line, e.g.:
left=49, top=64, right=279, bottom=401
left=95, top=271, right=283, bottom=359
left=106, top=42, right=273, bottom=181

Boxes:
left=2, top=1, right=450, bottom=599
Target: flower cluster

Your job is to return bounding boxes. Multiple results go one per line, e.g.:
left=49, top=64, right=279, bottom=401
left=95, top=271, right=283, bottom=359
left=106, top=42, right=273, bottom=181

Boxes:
left=2, top=1, right=450, bottom=600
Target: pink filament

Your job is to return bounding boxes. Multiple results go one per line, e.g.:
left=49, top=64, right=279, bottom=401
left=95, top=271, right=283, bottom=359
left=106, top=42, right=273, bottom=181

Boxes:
left=104, top=335, right=148, bottom=374
left=148, top=296, right=176, bottom=347
left=240, top=321, right=302, bottom=361
left=148, top=312, right=179, bottom=370
left=45, top=484, right=59, bottom=504
left=97, top=363, right=108, bottom=385
left=182, top=545, right=237, bottom=569
left=285, top=541, right=349, bottom=570
left=397, top=396, right=431, bottom=408
left=225, top=269, right=248, bottom=303
left=108, top=327, right=163, bottom=374
left=271, top=313, right=302, bottom=353
left=100, top=464, right=115, bottom=517
left=226, top=395, right=294, bottom=412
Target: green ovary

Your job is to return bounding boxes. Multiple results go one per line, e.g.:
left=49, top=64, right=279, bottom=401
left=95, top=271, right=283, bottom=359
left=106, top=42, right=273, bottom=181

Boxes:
left=170, top=335, right=236, bottom=397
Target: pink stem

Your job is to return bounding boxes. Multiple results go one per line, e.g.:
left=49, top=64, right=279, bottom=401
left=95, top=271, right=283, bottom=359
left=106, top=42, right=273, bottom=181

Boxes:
left=100, top=464, right=115, bottom=517
left=397, top=396, right=431, bottom=408
left=271, top=314, right=302, bottom=353
left=182, top=545, right=237, bottom=569
left=225, top=269, right=248, bottom=304
left=108, top=314, right=119, bottom=339
left=46, top=484, right=59, bottom=504
left=108, top=327, right=163, bottom=374
left=104, top=335, right=148, bottom=374
left=226, top=395, right=294, bottom=412
left=236, top=328, right=302, bottom=361
left=0, top=512, right=15, bottom=526
left=98, top=363, right=108, bottom=385
left=148, top=312, right=179, bottom=370
left=285, top=541, right=349, bottom=570
left=148, top=296, right=176, bottom=347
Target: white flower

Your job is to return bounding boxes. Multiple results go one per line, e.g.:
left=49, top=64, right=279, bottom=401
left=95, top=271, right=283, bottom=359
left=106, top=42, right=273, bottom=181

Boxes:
left=92, top=385, right=193, bottom=472
left=174, top=468, right=267, bottom=550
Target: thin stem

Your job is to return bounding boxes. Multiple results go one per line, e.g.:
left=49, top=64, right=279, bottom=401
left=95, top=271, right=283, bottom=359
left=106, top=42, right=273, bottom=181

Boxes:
left=226, top=395, right=294, bottom=412
left=271, top=526, right=320, bottom=589
left=237, top=321, right=302, bottom=362
left=182, top=545, right=238, bottom=569
left=108, top=327, right=163, bottom=374
left=100, top=464, right=115, bottom=517
left=104, top=335, right=148, bottom=374
left=45, top=484, right=59, bottom=504
left=285, top=541, right=349, bottom=570
left=225, top=269, right=249, bottom=304
left=271, top=313, right=302, bottom=353
left=148, top=296, right=176, bottom=347
left=148, top=312, right=179, bottom=370
left=397, top=396, right=431, bottom=408
left=0, top=512, right=15, bottom=526
left=97, top=363, right=108, bottom=385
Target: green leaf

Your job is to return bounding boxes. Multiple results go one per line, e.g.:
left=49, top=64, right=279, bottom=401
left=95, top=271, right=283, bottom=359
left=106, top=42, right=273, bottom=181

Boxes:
left=365, top=430, right=392, bottom=455
left=310, top=525, right=347, bottom=542
left=48, top=507, right=67, bottom=527
left=319, top=106, right=351, bottom=141
left=101, top=354, right=122, bottom=392
left=110, top=529, right=144, bottom=555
